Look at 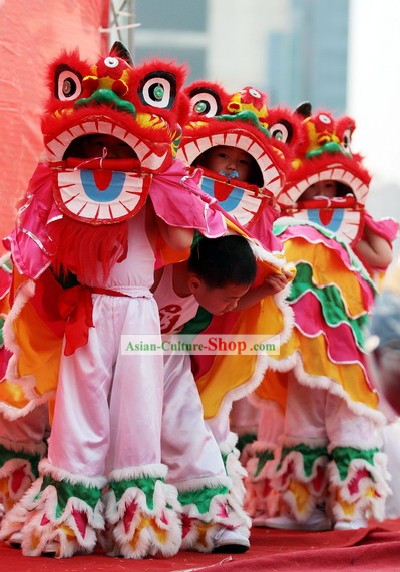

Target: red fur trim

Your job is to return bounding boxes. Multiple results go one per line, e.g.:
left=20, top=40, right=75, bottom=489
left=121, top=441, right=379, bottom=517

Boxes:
left=53, top=217, right=128, bottom=279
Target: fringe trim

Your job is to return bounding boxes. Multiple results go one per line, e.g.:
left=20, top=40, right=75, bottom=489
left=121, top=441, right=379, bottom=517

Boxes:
left=0, top=393, right=54, bottom=422
left=39, top=458, right=107, bottom=489
left=219, top=432, right=239, bottom=455
left=328, top=452, right=391, bottom=522
left=174, top=475, right=232, bottom=493
left=274, top=448, right=329, bottom=520
left=104, top=478, right=181, bottom=558
left=224, top=443, right=248, bottom=505
left=243, top=469, right=280, bottom=518
left=180, top=490, right=251, bottom=553
left=108, top=463, right=168, bottom=482
left=0, top=476, right=105, bottom=557
left=0, top=436, right=46, bottom=457
left=0, top=458, right=38, bottom=511
left=243, top=444, right=281, bottom=519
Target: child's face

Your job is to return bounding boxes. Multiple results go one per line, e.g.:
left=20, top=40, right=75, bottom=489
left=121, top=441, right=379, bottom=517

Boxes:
left=201, top=146, right=254, bottom=182
left=189, top=278, right=251, bottom=315
left=299, top=180, right=337, bottom=201
left=80, top=134, right=135, bottom=159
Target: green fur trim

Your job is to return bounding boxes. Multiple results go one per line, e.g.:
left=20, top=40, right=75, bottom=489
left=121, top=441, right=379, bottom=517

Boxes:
left=109, top=475, right=164, bottom=510
left=273, top=220, right=377, bottom=293
left=289, top=263, right=368, bottom=349
left=236, top=433, right=257, bottom=454
left=36, top=475, right=102, bottom=517
left=278, top=444, right=329, bottom=477
left=178, top=485, right=229, bottom=514
left=0, top=315, right=4, bottom=348
left=331, top=446, right=379, bottom=481
left=254, top=449, right=274, bottom=478
left=0, top=444, right=41, bottom=477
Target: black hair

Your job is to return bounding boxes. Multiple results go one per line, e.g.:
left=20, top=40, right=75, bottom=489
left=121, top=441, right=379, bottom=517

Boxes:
left=336, top=182, right=354, bottom=197
left=187, top=234, right=257, bottom=288
left=192, top=147, right=264, bottom=187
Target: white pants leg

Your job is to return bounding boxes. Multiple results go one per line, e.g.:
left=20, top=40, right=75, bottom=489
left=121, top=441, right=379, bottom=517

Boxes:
left=48, top=294, right=164, bottom=478
left=161, top=352, right=226, bottom=485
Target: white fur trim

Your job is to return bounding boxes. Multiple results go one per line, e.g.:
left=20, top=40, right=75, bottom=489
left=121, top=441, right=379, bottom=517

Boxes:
left=174, top=475, right=232, bottom=492
left=104, top=479, right=181, bottom=558
left=0, top=435, right=46, bottom=456
left=39, top=458, right=107, bottom=489
left=218, top=432, right=239, bottom=454
left=107, top=463, right=167, bottom=483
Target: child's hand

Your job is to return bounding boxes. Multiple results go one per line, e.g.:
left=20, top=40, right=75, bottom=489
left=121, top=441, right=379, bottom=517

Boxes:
left=261, top=273, right=290, bottom=296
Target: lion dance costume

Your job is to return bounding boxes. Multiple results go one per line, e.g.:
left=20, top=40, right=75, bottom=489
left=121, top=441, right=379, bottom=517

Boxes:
left=0, top=43, right=262, bottom=558
left=245, top=103, right=398, bottom=530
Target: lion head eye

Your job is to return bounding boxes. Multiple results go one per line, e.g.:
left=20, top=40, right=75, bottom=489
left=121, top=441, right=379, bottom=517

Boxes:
left=55, top=66, right=82, bottom=101
left=140, top=72, right=177, bottom=109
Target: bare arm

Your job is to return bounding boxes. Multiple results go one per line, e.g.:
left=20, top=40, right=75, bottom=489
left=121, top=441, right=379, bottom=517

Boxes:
left=146, top=199, right=194, bottom=251
left=353, top=226, right=393, bottom=270
left=235, top=271, right=291, bottom=311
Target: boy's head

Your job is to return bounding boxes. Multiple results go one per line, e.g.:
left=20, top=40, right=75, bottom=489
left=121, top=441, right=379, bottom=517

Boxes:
left=193, top=145, right=264, bottom=186
left=65, top=133, right=136, bottom=160
left=187, top=234, right=257, bottom=315
left=298, top=179, right=353, bottom=201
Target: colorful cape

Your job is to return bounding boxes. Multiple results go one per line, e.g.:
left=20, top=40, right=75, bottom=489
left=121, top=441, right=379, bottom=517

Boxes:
left=0, top=49, right=287, bottom=419
left=175, top=82, right=304, bottom=424
left=250, top=104, right=399, bottom=422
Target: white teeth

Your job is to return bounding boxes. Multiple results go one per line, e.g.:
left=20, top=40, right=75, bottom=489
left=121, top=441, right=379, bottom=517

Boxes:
left=331, top=168, right=346, bottom=180
left=175, top=148, right=188, bottom=163
left=45, top=140, right=66, bottom=158
left=97, top=121, right=113, bottom=134
left=141, top=151, right=167, bottom=171
left=132, top=141, right=150, bottom=161
left=236, top=135, right=253, bottom=150
left=178, top=141, right=200, bottom=163
left=123, top=133, right=140, bottom=149
left=294, top=180, right=309, bottom=195
left=194, top=137, right=211, bottom=154
left=258, top=154, right=273, bottom=173
left=211, top=134, right=225, bottom=146
left=98, top=204, right=113, bottom=219
left=265, top=176, right=283, bottom=196
left=356, top=183, right=369, bottom=203
left=278, top=192, right=294, bottom=206
left=306, top=174, right=320, bottom=186
left=108, top=202, right=130, bottom=218
left=341, top=171, right=356, bottom=185
left=69, top=125, right=86, bottom=138
left=224, top=133, right=239, bottom=146
left=248, top=142, right=264, bottom=160
left=56, top=131, right=74, bottom=146
left=81, top=121, right=97, bottom=133
left=110, top=125, right=127, bottom=139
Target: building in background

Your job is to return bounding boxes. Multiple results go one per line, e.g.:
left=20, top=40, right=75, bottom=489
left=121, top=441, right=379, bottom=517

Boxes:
left=129, top=0, right=349, bottom=113
left=109, top=0, right=399, bottom=253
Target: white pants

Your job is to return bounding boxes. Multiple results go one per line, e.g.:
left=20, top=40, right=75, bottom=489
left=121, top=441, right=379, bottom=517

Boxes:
left=161, top=351, right=226, bottom=485
left=285, top=376, right=380, bottom=448
left=48, top=294, right=164, bottom=477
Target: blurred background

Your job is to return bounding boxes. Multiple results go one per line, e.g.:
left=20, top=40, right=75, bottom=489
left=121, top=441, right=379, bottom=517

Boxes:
left=0, top=0, right=399, bottom=256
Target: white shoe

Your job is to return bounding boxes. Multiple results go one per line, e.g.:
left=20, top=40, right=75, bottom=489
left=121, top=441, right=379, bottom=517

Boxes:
left=211, top=526, right=250, bottom=553
left=7, top=531, right=22, bottom=547
left=264, top=508, right=332, bottom=531
left=334, top=518, right=367, bottom=531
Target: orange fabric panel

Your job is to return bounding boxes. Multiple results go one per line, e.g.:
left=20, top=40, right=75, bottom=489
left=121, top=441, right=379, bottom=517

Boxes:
left=0, top=0, right=110, bottom=251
